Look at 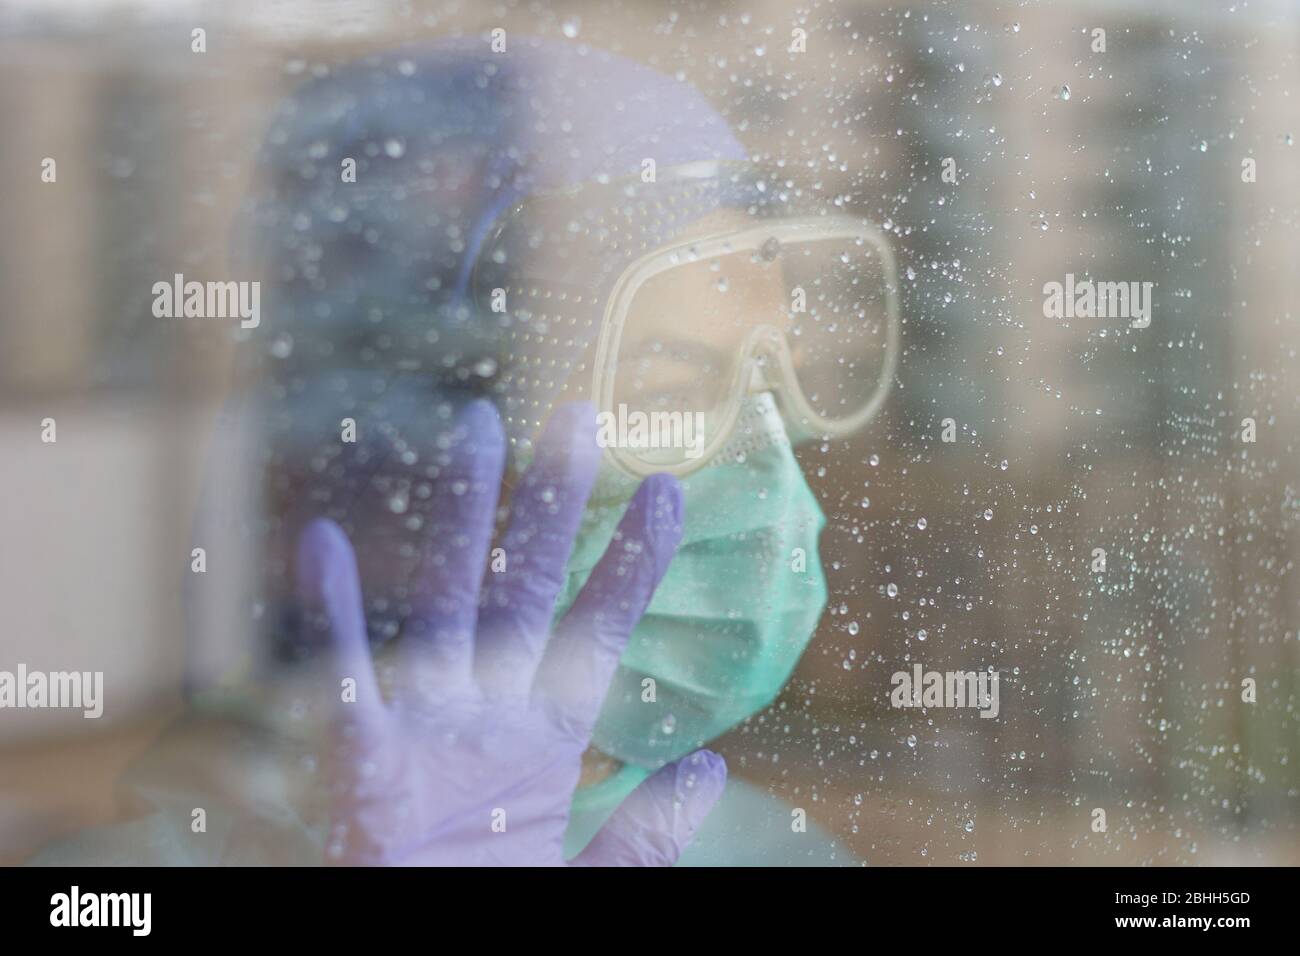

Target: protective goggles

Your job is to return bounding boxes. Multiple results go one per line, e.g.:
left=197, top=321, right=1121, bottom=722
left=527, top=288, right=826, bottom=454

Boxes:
left=471, top=161, right=900, bottom=477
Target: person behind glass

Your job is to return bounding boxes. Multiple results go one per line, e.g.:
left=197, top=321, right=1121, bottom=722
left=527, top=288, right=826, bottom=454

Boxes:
left=30, top=36, right=898, bottom=867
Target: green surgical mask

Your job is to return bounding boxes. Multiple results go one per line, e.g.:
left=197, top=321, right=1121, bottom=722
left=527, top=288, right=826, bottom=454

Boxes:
left=554, top=392, right=828, bottom=768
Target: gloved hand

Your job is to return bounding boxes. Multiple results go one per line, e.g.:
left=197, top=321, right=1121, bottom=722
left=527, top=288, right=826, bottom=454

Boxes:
left=294, top=399, right=727, bottom=866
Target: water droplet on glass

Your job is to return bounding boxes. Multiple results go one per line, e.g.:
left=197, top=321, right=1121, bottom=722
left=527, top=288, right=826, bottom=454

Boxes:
left=268, top=333, right=294, bottom=359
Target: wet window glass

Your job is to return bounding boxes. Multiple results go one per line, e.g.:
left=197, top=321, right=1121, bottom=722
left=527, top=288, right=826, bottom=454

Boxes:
left=0, top=1, right=1295, bottom=869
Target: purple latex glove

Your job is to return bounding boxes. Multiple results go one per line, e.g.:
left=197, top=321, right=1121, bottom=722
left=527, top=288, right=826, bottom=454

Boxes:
left=294, top=400, right=726, bottom=866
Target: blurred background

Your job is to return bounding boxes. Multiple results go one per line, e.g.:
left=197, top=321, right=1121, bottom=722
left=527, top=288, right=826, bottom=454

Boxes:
left=0, top=0, right=1296, bottom=865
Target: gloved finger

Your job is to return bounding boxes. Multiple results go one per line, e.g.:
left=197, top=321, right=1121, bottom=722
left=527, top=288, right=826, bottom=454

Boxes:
left=476, top=402, right=601, bottom=696
left=295, top=518, right=386, bottom=746
left=399, top=399, right=505, bottom=700
left=534, top=473, right=683, bottom=738
left=570, top=750, right=727, bottom=867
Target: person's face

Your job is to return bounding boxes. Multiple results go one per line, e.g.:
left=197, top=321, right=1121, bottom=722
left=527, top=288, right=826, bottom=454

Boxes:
left=609, top=208, right=794, bottom=417
left=515, top=202, right=891, bottom=461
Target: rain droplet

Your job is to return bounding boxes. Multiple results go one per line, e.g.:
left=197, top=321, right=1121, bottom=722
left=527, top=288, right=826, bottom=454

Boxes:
left=268, top=333, right=294, bottom=359
left=1057, top=84, right=1071, bottom=101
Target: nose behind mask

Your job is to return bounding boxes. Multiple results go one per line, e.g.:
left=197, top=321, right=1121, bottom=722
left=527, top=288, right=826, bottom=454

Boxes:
left=553, top=392, right=828, bottom=768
